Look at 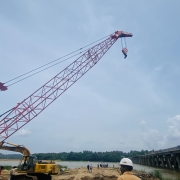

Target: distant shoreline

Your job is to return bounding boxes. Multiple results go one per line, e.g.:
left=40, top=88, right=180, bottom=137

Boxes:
left=0, top=159, right=19, bottom=161
left=0, top=159, right=58, bottom=162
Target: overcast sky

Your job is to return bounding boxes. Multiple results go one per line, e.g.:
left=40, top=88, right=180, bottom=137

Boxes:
left=1, top=0, right=180, bottom=154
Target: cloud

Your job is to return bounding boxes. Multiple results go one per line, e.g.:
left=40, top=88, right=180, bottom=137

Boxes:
left=167, top=115, right=180, bottom=140
left=141, top=129, right=167, bottom=150
left=139, top=120, right=147, bottom=132
left=119, top=139, right=126, bottom=145
left=154, top=65, right=163, bottom=71
left=16, top=129, right=32, bottom=137
left=140, top=120, right=146, bottom=125
left=140, top=115, right=180, bottom=150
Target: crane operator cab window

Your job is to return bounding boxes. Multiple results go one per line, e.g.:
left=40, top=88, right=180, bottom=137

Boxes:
left=20, top=156, right=28, bottom=170
left=19, top=156, right=35, bottom=171
left=23, top=162, right=28, bottom=170
left=27, top=156, right=36, bottom=171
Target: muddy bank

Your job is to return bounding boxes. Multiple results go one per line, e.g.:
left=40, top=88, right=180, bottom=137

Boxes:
left=54, top=168, right=158, bottom=180
left=0, top=168, right=158, bottom=180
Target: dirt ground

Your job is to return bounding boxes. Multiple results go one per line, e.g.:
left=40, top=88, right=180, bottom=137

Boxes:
left=0, top=168, right=158, bottom=180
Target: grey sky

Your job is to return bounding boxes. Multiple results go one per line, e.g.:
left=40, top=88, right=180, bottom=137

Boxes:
left=1, top=0, right=180, bottom=154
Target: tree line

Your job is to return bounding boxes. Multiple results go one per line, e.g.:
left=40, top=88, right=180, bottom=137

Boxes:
left=33, top=150, right=149, bottom=162
left=0, top=153, right=21, bottom=159
left=0, top=150, right=149, bottom=162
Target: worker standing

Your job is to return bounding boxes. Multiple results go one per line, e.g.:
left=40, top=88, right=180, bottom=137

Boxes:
left=87, top=164, right=89, bottom=172
left=0, top=166, right=3, bottom=175
left=89, top=164, right=93, bottom=173
left=10, top=166, right=18, bottom=180
left=117, top=158, right=140, bottom=180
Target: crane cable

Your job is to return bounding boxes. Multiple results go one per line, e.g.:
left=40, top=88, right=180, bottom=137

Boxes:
left=7, top=49, right=88, bottom=87
left=4, top=34, right=111, bottom=87
left=0, top=33, right=112, bottom=118
left=121, top=37, right=127, bottom=49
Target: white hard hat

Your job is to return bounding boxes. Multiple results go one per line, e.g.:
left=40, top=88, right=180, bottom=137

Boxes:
left=120, top=158, right=133, bottom=167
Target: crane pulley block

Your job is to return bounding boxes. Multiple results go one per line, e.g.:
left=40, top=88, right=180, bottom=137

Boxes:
left=111, top=31, right=133, bottom=39
left=0, top=82, right=7, bottom=91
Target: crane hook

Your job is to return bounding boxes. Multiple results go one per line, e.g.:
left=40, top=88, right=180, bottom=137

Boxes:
left=122, top=48, right=128, bottom=59
left=121, top=37, right=128, bottom=59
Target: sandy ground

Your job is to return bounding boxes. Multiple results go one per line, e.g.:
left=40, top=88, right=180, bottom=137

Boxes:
left=0, top=167, right=157, bottom=180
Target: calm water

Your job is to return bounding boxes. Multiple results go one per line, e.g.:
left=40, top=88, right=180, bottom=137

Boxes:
left=1, top=160, right=180, bottom=179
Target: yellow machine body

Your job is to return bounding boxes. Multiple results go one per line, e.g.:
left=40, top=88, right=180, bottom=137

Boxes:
left=0, top=142, right=60, bottom=180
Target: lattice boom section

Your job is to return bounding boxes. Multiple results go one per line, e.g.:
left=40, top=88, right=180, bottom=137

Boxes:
left=0, top=34, right=117, bottom=141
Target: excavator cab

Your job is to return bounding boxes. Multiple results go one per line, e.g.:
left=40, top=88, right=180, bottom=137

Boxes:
left=18, top=155, right=37, bottom=171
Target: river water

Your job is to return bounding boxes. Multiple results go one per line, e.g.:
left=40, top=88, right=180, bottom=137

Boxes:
left=1, top=160, right=180, bottom=179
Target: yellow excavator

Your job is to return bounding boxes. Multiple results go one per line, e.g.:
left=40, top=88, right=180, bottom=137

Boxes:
left=0, top=141, right=60, bottom=180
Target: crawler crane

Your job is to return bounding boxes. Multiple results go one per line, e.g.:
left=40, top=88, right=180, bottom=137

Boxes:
left=0, top=31, right=133, bottom=180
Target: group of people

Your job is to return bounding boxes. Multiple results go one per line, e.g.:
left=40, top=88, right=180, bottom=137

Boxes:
left=99, top=163, right=108, bottom=168
left=86, top=158, right=140, bottom=180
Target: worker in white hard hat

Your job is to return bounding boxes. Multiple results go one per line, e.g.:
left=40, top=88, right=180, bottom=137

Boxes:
left=118, top=158, right=140, bottom=180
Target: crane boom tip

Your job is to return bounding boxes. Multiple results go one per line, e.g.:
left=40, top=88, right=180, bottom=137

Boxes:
left=111, top=31, right=133, bottom=39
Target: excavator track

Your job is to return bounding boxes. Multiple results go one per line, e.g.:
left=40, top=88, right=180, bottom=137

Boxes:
left=12, top=174, right=51, bottom=180
left=12, top=174, right=37, bottom=180
left=28, top=174, right=51, bottom=180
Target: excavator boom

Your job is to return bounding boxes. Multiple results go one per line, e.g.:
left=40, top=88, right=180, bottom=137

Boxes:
left=0, top=142, right=30, bottom=156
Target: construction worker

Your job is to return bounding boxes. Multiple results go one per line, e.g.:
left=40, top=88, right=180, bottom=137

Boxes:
left=89, top=164, right=93, bottom=173
left=0, top=166, right=3, bottom=175
left=87, top=164, right=89, bottom=172
left=10, top=166, right=18, bottom=180
left=118, top=158, right=140, bottom=180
